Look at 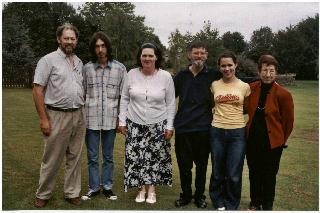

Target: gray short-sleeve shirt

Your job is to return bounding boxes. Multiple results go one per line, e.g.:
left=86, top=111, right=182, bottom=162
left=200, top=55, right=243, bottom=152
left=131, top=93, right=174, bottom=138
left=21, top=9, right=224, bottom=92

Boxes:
left=33, top=48, right=84, bottom=108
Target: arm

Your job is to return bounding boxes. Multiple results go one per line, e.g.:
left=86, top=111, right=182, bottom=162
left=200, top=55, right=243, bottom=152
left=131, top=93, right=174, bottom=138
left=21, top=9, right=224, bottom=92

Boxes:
left=118, top=71, right=130, bottom=135
left=32, top=84, right=51, bottom=136
left=173, top=73, right=180, bottom=98
left=82, top=66, right=87, bottom=101
left=165, top=78, right=176, bottom=140
left=279, top=91, right=294, bottom=143
left=117, top=67, right=128, bottom=133
left=165, top=75, right=176, bottom=140
left=210, top=82, right=215, bottom=115
left=243, top=97, right=248, bottom=114
left=243, top=84, right=251, bottom=114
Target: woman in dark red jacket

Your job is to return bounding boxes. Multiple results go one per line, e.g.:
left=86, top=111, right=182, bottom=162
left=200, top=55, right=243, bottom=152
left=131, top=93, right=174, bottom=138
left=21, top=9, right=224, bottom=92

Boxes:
left=246, top=55, right=294, bottom=210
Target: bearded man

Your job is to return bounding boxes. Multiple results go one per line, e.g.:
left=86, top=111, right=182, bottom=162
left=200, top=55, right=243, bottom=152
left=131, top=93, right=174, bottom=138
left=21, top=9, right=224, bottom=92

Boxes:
left=33, top=23, right=85, bottom=208
left=173, top=41, right=221, bottom=209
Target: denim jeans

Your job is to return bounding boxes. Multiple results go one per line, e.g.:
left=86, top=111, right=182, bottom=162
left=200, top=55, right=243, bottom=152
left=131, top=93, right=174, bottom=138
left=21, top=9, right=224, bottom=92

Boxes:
left=86, top=129, right=116, bottom=191
left=209, top=126, right=246, bottom=210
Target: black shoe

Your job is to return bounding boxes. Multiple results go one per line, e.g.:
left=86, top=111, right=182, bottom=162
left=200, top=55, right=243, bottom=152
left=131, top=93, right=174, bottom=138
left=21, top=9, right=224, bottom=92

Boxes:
left=248, top=202, right=262, bottom=210
left=194, top=198, right=207, bottom=208
left=103, top=189, right=117, bottom=200
left=175, top=193, right=191, bottom=207
left=81, top=189, right=100, bottom=200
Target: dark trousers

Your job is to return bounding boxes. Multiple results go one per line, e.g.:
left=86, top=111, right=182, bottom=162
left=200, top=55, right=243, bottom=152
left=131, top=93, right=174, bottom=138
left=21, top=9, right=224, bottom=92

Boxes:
left=175, top=131, right=210, bottom=201
left=246, top=136, right=283, bottom=210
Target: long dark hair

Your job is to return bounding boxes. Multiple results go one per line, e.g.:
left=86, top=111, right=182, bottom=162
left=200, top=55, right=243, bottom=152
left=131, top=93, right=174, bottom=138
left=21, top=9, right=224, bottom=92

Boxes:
left=89, top=31, right=113, bottom=62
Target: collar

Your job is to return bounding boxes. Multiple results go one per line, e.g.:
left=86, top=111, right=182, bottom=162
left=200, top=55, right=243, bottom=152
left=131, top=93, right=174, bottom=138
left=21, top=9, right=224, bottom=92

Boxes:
left=57, top=47, right=75, bottom=59
left=182, top=64, right=208, bottom=74
left=94, top=60, right=112, bottom=70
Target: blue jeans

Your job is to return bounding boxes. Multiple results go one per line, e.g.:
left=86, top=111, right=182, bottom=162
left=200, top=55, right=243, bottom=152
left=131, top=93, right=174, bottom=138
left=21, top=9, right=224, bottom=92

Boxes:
left=209, top=126, right=246, bottom=210
left=86, top=129, right=116, bottom=191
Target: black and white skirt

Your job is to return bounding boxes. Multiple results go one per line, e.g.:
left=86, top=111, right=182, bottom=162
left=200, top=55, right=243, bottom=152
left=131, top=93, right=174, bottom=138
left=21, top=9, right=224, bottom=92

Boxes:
left=124, top=119, right=172, bottom=191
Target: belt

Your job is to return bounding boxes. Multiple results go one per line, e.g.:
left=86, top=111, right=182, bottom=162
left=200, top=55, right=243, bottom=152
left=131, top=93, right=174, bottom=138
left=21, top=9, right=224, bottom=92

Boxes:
left=46, top=105, right=80, bottom=112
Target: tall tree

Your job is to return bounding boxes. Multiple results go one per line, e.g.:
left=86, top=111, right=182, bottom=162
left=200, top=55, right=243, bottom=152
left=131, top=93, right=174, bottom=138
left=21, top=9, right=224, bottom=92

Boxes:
left=194, top=21, right=223, bottom=68
left=273, top=25, right=305, bottom=75
left=273, top=14, right=318, bottom=79
left=222, top=31, right=247, bottom=55
left=79, top=2, right=163, bottom=68
left=246, top=26, right=275, bottom=62
left=3, top=15, right=34, bottom=87
left=3, top=2, right=82, bottom=59
left=295, top=14, right=319, bottom=79
left=167, top=29, right=192, bottom=73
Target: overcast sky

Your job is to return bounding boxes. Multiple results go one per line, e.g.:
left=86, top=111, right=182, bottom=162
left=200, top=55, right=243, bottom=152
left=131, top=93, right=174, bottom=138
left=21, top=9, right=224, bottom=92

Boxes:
left=132, top=2, right=318, bottom=47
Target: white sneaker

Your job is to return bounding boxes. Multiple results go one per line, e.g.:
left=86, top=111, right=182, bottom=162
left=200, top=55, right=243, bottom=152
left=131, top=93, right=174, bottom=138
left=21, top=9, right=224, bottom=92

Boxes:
left=146, top=192, right=156, bottom=204
left=135, top=191, right=146, bottom=203
left=217, top=207, right=226, bottom=211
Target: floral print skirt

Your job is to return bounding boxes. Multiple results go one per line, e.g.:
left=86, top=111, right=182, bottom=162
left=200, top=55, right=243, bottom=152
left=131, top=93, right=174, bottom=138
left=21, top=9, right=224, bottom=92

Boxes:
left=124, top=119, right=172, bottom=192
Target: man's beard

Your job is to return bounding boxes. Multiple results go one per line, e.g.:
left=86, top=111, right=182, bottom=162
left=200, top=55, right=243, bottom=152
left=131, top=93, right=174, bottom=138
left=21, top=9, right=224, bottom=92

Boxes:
left=60, top=45, right=74, bottom=56
left=192, top=59, right=205, bottom=68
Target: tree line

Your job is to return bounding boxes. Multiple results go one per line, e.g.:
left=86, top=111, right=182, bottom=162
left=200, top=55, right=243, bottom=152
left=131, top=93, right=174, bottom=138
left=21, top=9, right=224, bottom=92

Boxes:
left=2, top=2, right=318, bottom=88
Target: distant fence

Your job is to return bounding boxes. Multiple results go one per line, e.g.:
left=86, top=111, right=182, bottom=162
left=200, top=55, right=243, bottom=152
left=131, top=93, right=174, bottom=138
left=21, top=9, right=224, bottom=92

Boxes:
left=2, top=66, right=34, bottom=88
left=2, top=69, right=296, bottom=88
left=276, top=73, right=296, bottom=86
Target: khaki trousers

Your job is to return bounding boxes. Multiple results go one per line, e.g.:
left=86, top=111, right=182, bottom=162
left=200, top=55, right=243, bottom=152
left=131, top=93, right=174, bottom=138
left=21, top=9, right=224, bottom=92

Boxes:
left=36, top=107, right=85, bottom=200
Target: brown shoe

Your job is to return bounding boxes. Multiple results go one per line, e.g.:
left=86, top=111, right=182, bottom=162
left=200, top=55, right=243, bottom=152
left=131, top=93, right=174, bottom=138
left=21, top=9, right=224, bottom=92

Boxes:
left=34, top=198, right=48, bottom=208
left=65, top=197, right=81, bottom=206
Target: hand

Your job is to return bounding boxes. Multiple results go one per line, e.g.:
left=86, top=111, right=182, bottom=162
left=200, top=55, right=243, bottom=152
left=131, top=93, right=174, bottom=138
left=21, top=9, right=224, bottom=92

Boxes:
left=118, top=126, right=127, bottom=135
left=116, top=118, right=120, bottom=133
left=164, top=129, right=173, bottom=140
left=40, top=118, right=51, bottom=136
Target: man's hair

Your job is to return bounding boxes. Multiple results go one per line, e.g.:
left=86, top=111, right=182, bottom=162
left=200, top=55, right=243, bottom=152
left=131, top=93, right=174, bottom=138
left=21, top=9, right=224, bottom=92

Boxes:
left=258, top=54, right=279, bottom=71
left=136, top=43, right=163, bottom=69
left=89, top=31, right=113, bottom=62
left=187, top=41, right=207, bottom=52
left=56, top=23, right=79, bottom=38
left=217, top=52, right=237, bottom=66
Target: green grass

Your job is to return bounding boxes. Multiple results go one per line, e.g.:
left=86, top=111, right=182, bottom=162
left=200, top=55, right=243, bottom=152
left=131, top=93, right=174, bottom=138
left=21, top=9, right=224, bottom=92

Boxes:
left=2, top=80, right=319, bottom=210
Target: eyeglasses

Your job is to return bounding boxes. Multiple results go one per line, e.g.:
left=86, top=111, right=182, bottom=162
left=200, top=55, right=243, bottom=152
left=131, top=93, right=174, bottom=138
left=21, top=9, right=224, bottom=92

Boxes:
left=261, top=69, right=276, bottom=75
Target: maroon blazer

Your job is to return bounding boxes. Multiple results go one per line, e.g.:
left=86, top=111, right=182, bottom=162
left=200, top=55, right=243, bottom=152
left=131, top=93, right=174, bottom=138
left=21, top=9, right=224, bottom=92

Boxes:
left=246, top=81, right=294, bottom=149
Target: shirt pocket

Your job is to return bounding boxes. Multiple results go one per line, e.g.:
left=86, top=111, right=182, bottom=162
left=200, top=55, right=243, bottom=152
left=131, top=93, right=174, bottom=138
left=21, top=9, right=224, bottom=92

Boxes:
left=106, top=83, right=120, bottom=99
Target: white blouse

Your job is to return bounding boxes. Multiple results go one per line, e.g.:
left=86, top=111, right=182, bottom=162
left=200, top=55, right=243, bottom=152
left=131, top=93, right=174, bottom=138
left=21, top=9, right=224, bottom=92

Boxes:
left=119, top=68, right=176, bottom=130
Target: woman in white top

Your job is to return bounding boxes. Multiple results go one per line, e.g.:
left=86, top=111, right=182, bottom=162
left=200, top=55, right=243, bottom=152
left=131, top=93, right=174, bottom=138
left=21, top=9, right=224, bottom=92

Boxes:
left=208, top=52, right=251, bottom=210
left=118, top=43, right=176, bottom=204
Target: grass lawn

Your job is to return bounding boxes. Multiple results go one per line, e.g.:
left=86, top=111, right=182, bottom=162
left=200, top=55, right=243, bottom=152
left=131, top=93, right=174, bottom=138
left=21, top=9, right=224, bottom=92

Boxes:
left=2, top=80, right=318, bottom=210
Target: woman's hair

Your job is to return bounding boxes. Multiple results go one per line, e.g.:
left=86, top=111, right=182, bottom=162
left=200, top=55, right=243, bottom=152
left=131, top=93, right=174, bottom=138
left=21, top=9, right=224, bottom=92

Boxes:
left=258, top=55, right=279, bottom=71
left=56, top=23, right=79, bottom=39
left=217, top=52, right=237, bottom=66
left=89, top=31, right=113, bottom=62
left=136, top=43, right=163, bottom=69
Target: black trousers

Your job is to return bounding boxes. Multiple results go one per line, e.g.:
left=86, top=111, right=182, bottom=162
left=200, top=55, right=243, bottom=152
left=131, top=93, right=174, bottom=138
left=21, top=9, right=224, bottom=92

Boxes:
left=175, top=131, right=210, bottom=201
left=246, top=135, right=283, bottom=210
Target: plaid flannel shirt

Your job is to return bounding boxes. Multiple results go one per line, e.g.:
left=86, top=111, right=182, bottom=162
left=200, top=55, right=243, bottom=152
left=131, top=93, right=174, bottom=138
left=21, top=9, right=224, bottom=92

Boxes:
left=83, top=60, right=127, bottom=130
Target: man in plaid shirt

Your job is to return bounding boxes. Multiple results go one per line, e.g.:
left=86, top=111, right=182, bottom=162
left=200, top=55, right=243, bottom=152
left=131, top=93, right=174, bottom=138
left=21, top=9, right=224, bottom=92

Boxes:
left=81, top=32, right=127, bottom=201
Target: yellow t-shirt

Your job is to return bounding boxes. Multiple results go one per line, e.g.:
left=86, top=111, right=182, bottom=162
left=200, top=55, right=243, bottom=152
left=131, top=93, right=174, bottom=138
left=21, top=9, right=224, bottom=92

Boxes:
left=210, top=78, right=251, bottom=129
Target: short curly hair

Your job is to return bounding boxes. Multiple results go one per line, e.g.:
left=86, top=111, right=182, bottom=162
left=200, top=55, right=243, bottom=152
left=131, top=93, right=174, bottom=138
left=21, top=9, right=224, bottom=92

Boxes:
left=258, top=55, right=279, bottom=71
